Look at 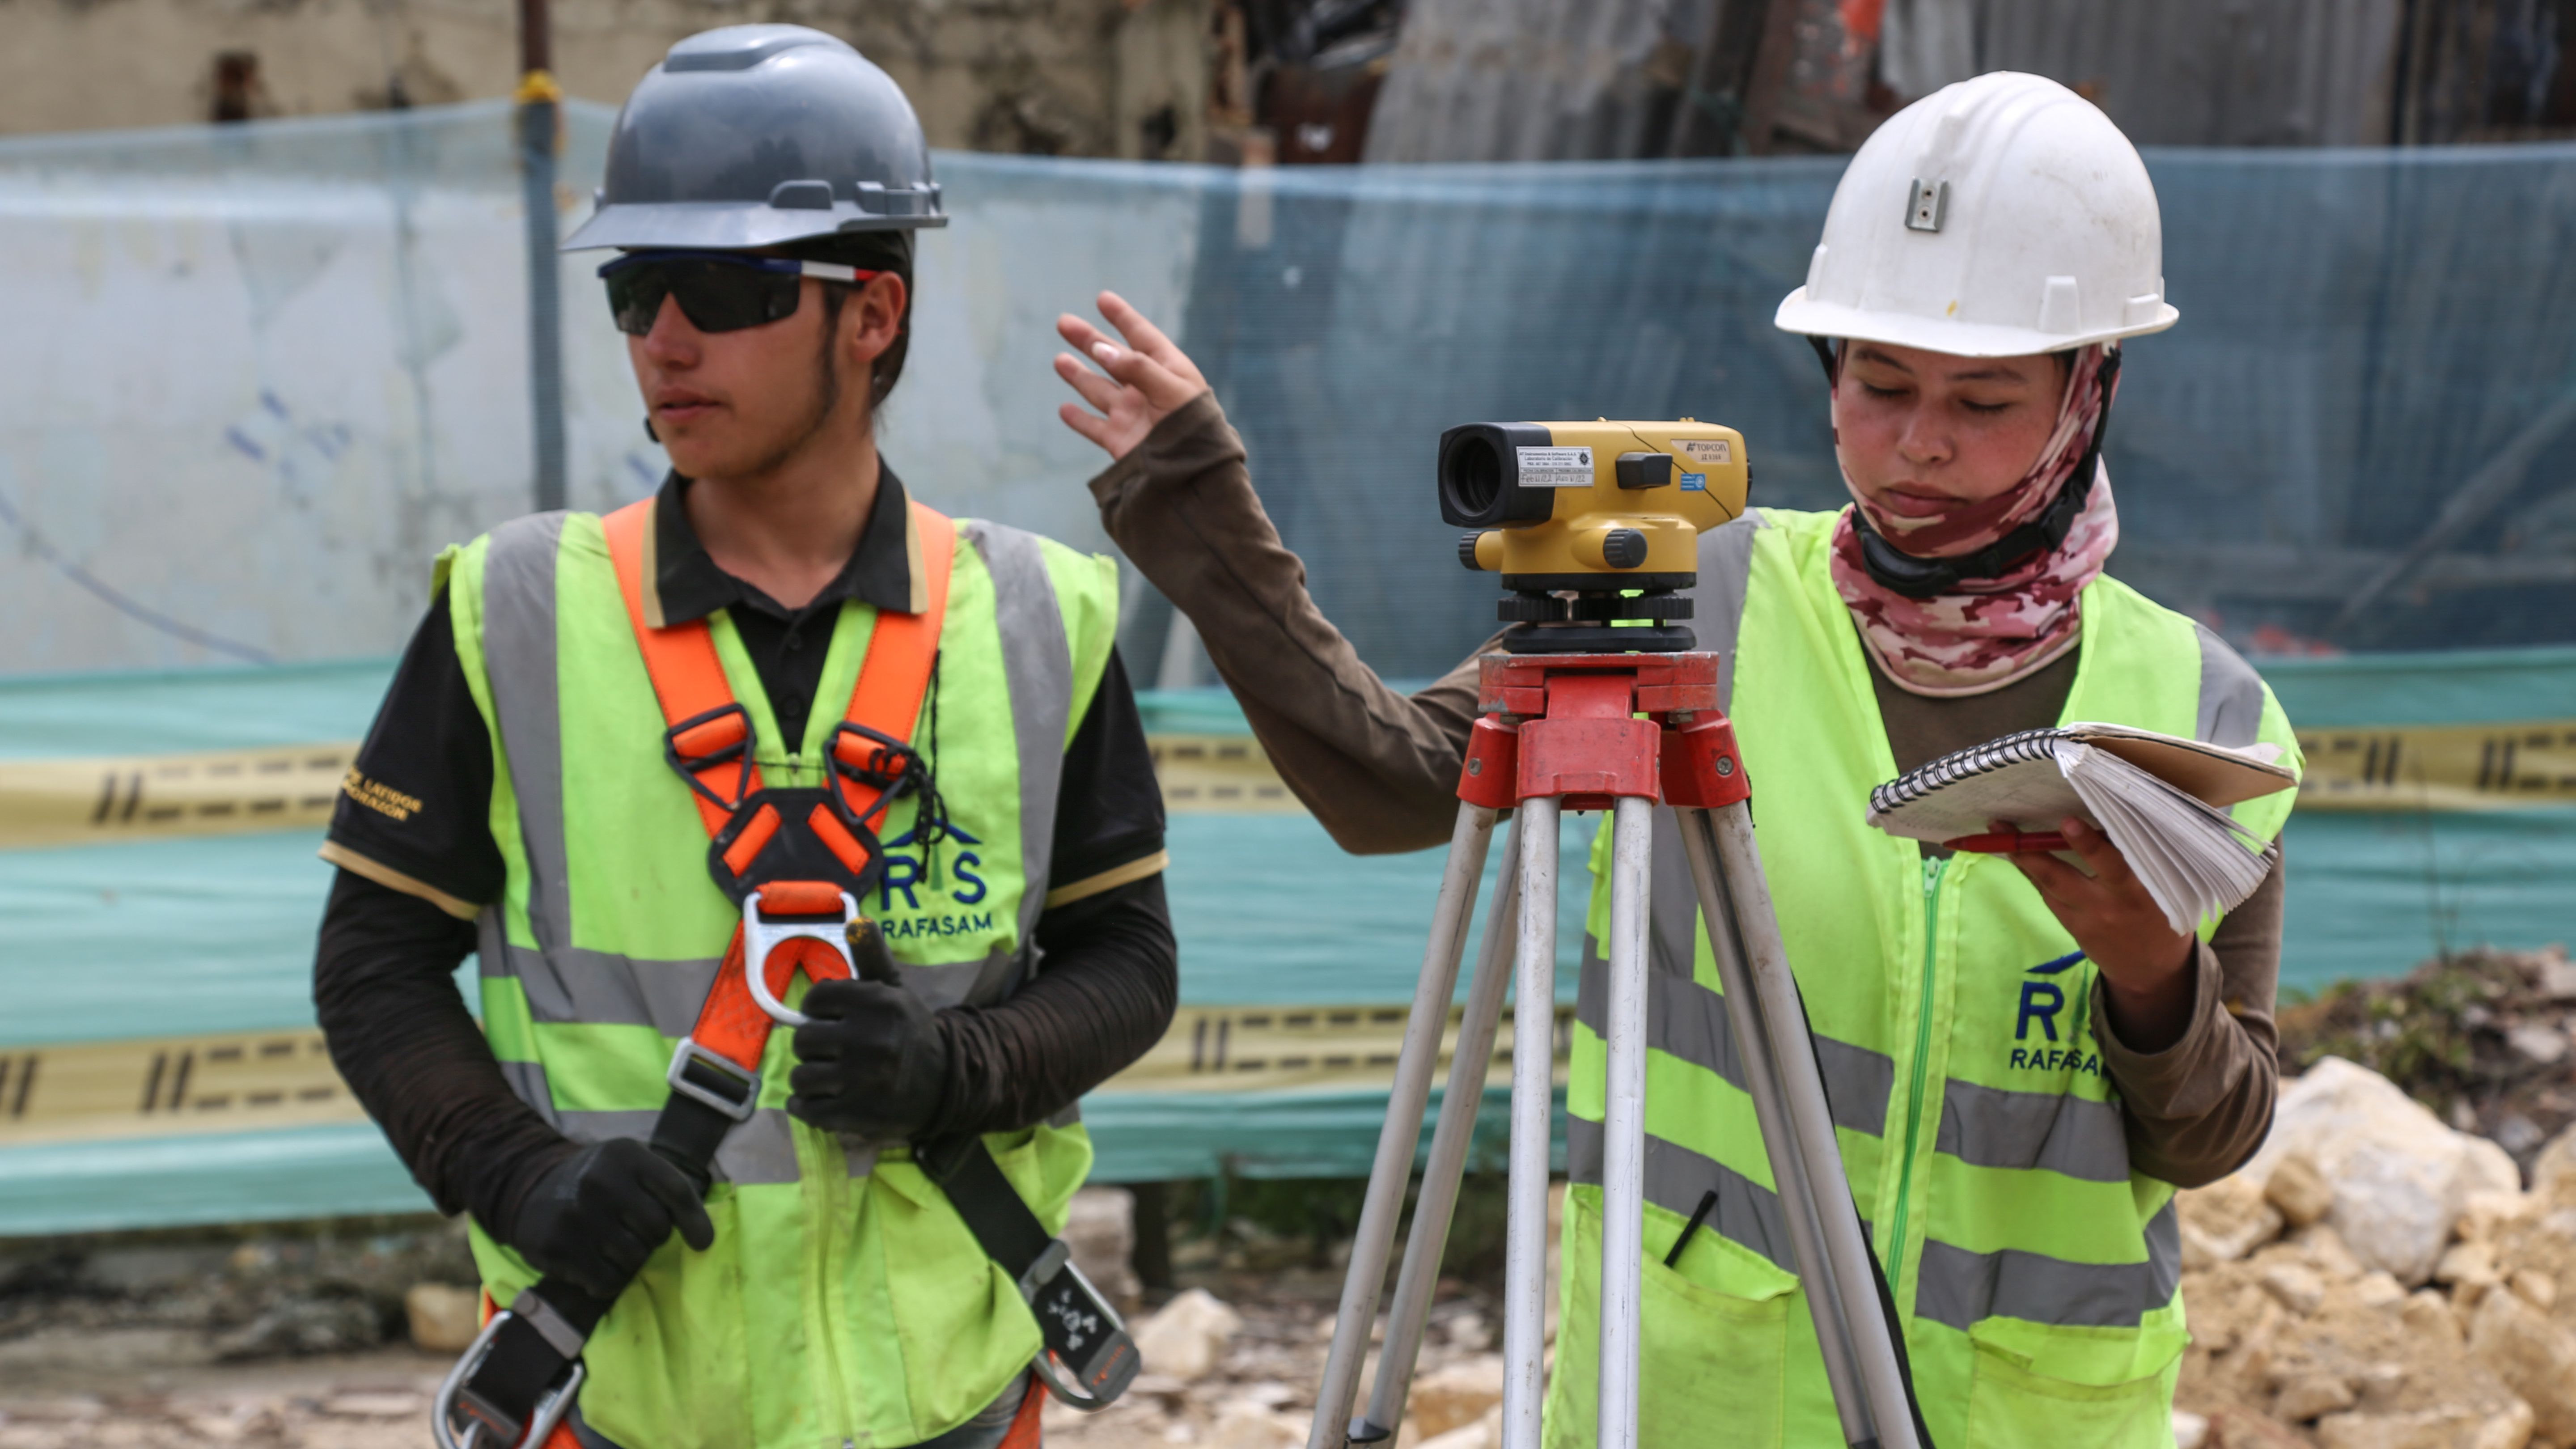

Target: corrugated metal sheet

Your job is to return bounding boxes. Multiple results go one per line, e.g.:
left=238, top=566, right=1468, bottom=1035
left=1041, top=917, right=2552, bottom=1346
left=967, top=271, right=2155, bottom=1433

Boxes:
left=1366, top=0, right=2415, bottom=161
left=1360, top=0, right=1726, bottom=161
left=1960, top=0, right=2406, bottom=146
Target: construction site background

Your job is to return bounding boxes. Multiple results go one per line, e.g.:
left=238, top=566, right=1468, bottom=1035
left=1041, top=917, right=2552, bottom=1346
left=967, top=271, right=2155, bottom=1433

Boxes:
left=4, top=2, right=2576, bottom=1446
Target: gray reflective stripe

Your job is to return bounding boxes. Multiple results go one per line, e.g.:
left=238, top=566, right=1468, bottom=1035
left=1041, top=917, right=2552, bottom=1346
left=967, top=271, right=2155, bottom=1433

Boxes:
left=961, top=519, right=1073, bottom=1007
left=1933, top=1078, right=2131, bottom=1183
left=2193, top=623, right=2266, bottom=748
left=482, top=513, right=573, bottom=952
left=1645, top=806, right=1699, bottom=980
left=1564, top=1113, right=1799, bottom=1272
left=1576, top=938, right=1890, bottom=1135
left=556, top=1108, right=808, bottom=1187
left=484, top=932, right=1016, bottom=1024
left=1913, top=1199, right=2181, bottom=1331
left=1695, top=512, right=1766, bottom=712
left=487, top=938, right=724, bottom=1034
left=497, top=1058, right=557, bottom=1122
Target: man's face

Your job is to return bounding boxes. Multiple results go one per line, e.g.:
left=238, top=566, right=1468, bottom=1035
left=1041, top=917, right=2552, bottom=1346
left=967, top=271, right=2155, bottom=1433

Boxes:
left=627, top=271, right=906, bottom=481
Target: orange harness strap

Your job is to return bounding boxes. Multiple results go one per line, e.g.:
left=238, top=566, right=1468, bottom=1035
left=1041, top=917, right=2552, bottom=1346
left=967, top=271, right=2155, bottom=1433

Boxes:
left=599, top=494, right=956, bottom=1070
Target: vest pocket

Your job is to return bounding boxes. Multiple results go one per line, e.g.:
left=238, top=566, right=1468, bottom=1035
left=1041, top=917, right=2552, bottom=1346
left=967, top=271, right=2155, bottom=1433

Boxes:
left=1963, top=1335, right=2180, bottom=1449
left=1544, top=1186, right=1795, bottom=1449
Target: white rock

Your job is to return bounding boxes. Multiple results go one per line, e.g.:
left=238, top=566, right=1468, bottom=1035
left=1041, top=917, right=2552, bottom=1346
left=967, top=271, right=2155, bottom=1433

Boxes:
left=2278, top=1371, right=2359, bottom=1422
left=2269, top=1152, right=2338, bottom=1227
left=1132, top=1289, right=1243, bottom=1383
left=2401, top=1290, right=2464, bottom=1347
left=2472, top=1398, right=2538, bottom=1449
left=2356, top=1271, right=2408, bottom=1309
left=2172, top=1409, right=2209, bottom=1449
left=2318, top=1406, right=2515, bottom=1449
left=2505, top=1022, right=2569, bottom=1066
left=2534, top=1128, right=2576, bottom=1206
left=2457, top=1190, right=2538, bottom=1244
left=2469, top=1287, right=2576, bottom=1446
left=2245, top=1058, right=2525, bottom=1284
left=404, top=1284, right=480, bottom=1353
left=2259, top=1260, right=2326, bottom=1316
left=2509, top=1270, right=2555, bottom=1309
left=2179, top=1174, right=2286, bottom=1267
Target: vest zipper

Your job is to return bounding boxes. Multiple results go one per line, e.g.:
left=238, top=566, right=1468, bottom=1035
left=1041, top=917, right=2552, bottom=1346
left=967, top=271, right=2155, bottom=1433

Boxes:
left=1885, top=855, right=1948, bottom=1274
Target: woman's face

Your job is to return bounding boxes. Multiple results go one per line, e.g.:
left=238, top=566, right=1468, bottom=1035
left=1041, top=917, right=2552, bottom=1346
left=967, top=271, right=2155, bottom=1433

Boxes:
left=1830, top=341, right=2064, bottom=558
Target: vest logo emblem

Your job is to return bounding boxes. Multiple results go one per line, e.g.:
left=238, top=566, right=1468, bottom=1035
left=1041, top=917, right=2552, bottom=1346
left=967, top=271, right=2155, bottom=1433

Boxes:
left=876, top=819, right=995, bottom=939
left=2009, top=950, right=2102, bottom=1077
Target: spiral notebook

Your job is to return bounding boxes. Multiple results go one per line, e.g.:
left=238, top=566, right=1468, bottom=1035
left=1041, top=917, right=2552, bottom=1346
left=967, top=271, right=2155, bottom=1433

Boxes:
left=1865, top=723, right=2300, bottom=932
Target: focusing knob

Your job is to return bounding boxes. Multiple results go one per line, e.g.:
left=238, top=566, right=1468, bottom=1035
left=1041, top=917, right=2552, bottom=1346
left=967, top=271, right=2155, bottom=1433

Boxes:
left=1457, top=532, right=1485, bottom=571
left=1602, top=529, right=1649, bottom=568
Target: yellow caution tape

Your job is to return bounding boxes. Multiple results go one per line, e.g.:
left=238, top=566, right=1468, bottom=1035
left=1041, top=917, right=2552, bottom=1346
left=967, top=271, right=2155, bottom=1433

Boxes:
left=13, top=714, right=2561, bottom=855
left=0, top=744, right=356, bottom=850
left=0, top=1004, right=1571, bottom=1150
left=1149, top=733, right=1304, bottom=814
left=0, top=1030, right=358, bottom=1149
left=2294, top=719, right=2576, bottom=811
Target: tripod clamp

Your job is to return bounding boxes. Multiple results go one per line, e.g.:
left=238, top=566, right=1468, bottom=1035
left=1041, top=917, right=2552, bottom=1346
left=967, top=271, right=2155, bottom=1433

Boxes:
left=1456, top=652, right=1751, bottom=814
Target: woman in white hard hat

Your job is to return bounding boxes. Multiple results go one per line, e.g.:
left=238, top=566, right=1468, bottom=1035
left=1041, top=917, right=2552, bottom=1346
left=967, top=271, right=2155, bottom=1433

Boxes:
left=1055, top=72, right=2295, bottom=1448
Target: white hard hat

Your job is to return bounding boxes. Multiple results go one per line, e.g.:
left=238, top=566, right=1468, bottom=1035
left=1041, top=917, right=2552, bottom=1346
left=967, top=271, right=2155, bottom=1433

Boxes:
left=1775, top=71, right=2179, bottom=357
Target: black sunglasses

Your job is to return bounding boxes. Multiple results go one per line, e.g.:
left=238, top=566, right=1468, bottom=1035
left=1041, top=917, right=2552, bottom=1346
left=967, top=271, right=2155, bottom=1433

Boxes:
left=598, top=250, right=878, bottom=337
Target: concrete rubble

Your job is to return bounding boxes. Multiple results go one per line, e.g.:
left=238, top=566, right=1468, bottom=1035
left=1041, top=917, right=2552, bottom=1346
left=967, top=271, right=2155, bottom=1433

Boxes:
left=2178, top=1059, right=2576, bottom=1448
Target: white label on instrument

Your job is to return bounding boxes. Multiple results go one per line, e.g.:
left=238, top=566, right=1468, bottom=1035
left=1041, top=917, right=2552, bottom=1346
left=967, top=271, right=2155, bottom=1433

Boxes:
left=1516, top=446, right=1594, bottom=487
left=1679, top=439, right=1733, bottom=465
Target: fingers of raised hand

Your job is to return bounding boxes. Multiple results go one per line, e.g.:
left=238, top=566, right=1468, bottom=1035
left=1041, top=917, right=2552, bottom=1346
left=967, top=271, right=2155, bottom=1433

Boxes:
left=1055, top=312, right=1114, bottom=355
left=1054, top=352, right=1125, bottom=411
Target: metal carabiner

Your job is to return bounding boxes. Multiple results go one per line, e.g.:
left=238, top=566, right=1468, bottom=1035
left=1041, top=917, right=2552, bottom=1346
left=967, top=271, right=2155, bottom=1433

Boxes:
left=741, top=887, right=860, bottom=1026
left=431, top=1309, right=587, bottom=1449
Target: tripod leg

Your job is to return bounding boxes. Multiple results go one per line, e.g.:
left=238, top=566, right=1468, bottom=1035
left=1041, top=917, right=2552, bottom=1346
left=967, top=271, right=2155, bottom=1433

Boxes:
left=1307, top=803, right=1501, bottom=1449
left=1676, top=807, right=1875, bottom=1448
left=1697, top=804, right=1924, bottom=1449
left=1596, top=797, right=1653, bottom=1449
left=1360, top=814, right=1526, bottom=1442
left=1499, top=796, right=1560, bottom=1449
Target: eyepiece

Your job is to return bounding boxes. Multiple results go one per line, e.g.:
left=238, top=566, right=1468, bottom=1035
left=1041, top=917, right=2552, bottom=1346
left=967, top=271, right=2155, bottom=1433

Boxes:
left=1438, top=423, right=1557, bottom=529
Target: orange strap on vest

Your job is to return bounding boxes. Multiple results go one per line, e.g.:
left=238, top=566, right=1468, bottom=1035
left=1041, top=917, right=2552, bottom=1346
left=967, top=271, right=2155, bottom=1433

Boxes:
left=600, top=494, right=956, bottom=1071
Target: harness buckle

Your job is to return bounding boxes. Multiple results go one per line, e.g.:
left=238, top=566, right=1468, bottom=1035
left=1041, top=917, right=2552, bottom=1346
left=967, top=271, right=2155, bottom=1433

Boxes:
left=1020, top=1252, right=1141, bottom=1412
left=664, top=703, right=757, bottom=812
left=665, top=1036, right=761, bottom=1122
left=432, top=1308, right=587, bottom=1449
left=742, top=885, right=860, bottom=1026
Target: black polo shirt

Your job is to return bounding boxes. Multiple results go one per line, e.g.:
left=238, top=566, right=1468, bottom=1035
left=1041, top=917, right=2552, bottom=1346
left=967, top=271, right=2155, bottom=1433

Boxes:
left=322, top=467, right=1166, bottom=919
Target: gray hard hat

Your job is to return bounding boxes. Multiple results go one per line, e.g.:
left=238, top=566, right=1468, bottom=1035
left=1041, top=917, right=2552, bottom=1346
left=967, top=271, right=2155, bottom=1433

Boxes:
left=561, top=25, right=946, bottom=253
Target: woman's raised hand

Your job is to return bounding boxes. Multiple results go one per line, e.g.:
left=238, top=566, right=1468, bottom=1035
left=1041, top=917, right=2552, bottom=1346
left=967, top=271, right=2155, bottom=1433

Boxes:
left=1053, top=291, right=1209, bottom=462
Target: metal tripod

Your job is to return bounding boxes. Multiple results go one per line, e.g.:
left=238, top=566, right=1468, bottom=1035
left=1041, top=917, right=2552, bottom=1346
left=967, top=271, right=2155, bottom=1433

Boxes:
left=1305, top=651, right=1924, bottom=1449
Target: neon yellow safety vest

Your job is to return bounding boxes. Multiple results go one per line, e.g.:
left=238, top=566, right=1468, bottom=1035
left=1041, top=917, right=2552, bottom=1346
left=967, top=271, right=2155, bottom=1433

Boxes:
left=436, top=504, right=1121, bottom=1449
left=1546, top=508, right=2301, bottom=1448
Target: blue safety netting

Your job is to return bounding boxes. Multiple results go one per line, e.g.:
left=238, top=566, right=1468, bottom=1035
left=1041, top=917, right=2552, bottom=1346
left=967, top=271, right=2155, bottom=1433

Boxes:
left=0, top=102, right=2571, bottom=1233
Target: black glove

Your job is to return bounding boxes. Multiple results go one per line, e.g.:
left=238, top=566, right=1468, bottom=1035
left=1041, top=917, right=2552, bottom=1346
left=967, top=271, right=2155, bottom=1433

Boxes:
left=787, top=978, right=949, bottom=1140
left=506, top=1138, right=715, bottom=1301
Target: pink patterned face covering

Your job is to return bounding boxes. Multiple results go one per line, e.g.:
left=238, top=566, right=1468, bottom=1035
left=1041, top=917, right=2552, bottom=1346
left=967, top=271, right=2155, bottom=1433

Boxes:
left=1827, top=343, right=2122, bottom=697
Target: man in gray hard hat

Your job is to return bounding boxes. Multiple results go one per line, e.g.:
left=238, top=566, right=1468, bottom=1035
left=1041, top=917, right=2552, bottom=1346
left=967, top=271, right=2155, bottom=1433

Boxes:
left=313, top=25, right=1173, bottom=1449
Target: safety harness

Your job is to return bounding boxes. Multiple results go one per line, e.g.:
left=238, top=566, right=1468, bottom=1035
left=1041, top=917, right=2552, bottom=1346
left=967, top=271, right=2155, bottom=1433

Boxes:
left=436, top=497, right=1138, bottom=1449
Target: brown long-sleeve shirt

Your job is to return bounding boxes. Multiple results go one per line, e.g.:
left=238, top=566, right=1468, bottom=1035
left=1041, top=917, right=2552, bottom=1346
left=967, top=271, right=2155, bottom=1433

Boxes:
left=1089, top=391, right=2282, bottom=1187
